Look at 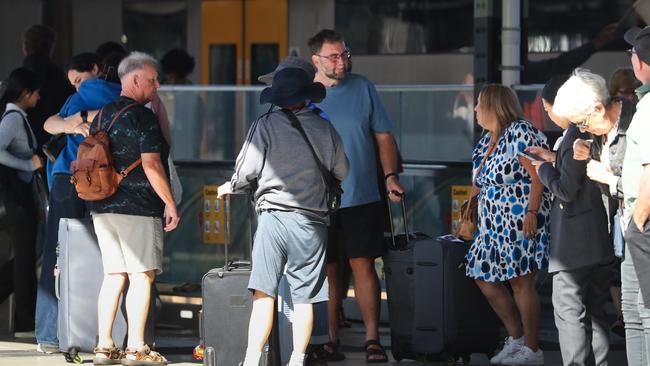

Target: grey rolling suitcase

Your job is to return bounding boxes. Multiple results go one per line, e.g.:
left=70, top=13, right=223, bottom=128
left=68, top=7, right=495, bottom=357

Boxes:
left=56, top=218, right=154, bottom=362
left=200, top=195, right=279, bottom=366
left=383, top=200, right=500, bottom=362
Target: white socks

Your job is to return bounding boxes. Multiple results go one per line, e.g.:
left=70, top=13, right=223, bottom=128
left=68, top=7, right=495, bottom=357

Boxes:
left=288, top=351, right=305, bottom=366
left=243, top=348, right=262, bottom=366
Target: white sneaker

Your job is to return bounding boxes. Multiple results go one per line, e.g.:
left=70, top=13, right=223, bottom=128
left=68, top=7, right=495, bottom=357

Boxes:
left=37, top=343, right=61, bottom=354
left=490, top=336, right=523, bottom=364
left=501, top=345, right=544, bottom=365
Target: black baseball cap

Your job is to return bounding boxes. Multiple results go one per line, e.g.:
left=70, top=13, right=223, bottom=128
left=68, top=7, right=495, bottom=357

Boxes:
left=625, top=26, right=650, bottom=64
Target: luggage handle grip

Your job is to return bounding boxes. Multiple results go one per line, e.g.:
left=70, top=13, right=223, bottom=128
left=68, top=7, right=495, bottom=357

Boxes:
left=387, top=192, right=409, bottom=248
left=54, top=267, right=60, bottom=300
left=222, top=193, right=254, bottom=269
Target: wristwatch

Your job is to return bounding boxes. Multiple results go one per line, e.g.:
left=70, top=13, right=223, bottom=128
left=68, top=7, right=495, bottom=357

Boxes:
left=80, top=110, right=88, bottom=124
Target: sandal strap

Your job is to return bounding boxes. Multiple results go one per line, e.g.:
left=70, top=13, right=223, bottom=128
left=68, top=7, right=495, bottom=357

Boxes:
left=94, top=345, right=123, bottom=359
left=364, top=340, right=388, bottom=362
left=364, top=339, right=382, bottom=348
left=124, top=344, right=167, bottom=362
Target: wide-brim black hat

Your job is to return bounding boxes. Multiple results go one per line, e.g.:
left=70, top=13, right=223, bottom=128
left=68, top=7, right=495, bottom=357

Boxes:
left=260, top=68, right=325, bottom=108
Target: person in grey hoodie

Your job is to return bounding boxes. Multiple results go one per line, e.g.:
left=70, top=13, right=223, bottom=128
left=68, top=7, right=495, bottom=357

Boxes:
left=218, top=67, right=348, bottom=366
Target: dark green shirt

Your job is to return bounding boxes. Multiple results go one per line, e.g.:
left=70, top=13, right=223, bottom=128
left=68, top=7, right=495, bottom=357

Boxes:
left=91, top=96, right=169, bottom=217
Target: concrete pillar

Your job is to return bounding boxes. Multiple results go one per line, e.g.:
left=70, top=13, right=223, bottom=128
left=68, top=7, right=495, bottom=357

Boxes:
left=501, top=0, right=521, bottom=86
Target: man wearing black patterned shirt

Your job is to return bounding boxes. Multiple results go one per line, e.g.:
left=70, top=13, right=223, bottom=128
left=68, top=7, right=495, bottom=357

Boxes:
left=90, top=51, right=179, bottom=365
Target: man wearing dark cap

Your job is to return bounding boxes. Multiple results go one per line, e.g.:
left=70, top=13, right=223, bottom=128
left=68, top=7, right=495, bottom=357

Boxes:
left=621, top=25, right=650, bottom=366
left=218, top=67, right=349, bottom=366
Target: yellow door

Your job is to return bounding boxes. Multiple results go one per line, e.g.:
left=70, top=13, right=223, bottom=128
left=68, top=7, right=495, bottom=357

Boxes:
left=201, top=0, right=288, bottom=85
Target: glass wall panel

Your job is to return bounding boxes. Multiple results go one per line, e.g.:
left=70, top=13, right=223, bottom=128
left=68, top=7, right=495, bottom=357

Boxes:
left=123, top=1, right=187, bottom=60
left=158, top=162, right=254, bottom=284
left=335, top=0, right=474, bottom=55
left=209, top=45, right=237, bottom=85
left=156, top=84, right=555, bottom=285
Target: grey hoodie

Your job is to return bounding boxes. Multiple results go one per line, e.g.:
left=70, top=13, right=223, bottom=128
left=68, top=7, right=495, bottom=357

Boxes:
left=231, top=107, right=349, bottom=220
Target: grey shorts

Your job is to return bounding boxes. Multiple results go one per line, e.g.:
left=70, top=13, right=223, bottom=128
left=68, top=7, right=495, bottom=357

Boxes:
left=248, top=210, right=328, bottom=304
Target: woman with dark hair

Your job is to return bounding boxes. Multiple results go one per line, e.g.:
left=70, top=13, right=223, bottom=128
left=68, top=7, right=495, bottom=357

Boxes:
left=66, top=52, right=100, bottom=90
left=466, top=84, right=551, bottom=365
left=0, top=67, right=43, bottom=334
left=34, top=52, right=121, bottom=353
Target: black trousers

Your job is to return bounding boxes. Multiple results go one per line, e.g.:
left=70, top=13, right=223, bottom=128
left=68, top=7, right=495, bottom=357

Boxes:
left=0, top=179, right=37, bottom=331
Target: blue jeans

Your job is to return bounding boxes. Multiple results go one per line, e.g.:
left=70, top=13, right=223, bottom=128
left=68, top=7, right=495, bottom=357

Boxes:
left=621, top=245, right=650, bottom=366
left=35, top=174, right=89, bottom=346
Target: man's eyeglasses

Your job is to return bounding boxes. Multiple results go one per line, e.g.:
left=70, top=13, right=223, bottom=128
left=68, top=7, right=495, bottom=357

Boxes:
left=575, top=112, right=594, bottom=129
left=316, top=50, right=351, bottom=63
left=627, top=48, right=637, bottom=57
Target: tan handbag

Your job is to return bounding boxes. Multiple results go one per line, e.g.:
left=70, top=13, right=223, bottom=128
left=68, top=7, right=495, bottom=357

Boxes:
left=457, top=195, right=479, bottom=240
left=456, top=142, right=496, bottom=240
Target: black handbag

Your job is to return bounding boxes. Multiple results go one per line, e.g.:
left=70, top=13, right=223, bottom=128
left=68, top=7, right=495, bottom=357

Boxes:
left=280, top=108, right=343, bottom=214
left=42, top=133, right=67, bottom=162
left=0, top=164, right=25, bottom=229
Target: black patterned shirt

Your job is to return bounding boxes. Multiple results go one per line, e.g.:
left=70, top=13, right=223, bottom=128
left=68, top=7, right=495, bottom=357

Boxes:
left=90, top=96, right=169, bottom=217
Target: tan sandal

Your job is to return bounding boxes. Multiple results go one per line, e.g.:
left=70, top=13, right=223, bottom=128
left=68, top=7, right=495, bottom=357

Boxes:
left=93, top=345, right=125, bottom=365
left=122, top=344, right=167, bottom=366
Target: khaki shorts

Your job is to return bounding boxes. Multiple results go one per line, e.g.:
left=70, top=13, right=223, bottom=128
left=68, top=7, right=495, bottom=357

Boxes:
left=93, top=213, right=164, bottom=275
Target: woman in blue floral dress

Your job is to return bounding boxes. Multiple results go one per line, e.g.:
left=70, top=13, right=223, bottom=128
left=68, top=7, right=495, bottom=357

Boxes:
left=465, top=84, right=551, bottom=365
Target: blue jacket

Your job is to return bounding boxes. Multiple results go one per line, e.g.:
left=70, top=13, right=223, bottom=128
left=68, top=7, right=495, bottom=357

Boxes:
left=49, top=79, right=121, bottom=182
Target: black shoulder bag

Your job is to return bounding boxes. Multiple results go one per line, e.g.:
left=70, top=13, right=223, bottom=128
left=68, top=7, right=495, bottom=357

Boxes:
left=280, top=108, right=343, bottom=215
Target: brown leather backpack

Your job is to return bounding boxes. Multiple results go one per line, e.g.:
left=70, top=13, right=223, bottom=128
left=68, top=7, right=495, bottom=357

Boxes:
left=70, top=104, right=141, bottom=201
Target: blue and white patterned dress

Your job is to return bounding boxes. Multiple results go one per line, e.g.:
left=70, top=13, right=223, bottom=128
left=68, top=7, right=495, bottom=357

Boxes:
left=465, top=120, right=551, bottom=282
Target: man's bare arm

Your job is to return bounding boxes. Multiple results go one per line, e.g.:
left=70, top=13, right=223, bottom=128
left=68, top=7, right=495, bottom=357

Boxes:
left=374, top=132, right=405, bottom=201
left=141, top=152, right=179, bottom=231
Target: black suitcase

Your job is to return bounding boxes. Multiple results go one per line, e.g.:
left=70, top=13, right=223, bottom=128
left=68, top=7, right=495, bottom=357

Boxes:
left=200, top=195, right=279, bottom=366
left=383, top=200, right=500, bottom=362
left=56, top=218, right=155, bottom=363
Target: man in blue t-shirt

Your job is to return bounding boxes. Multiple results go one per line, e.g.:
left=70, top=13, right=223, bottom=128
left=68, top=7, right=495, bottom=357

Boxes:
left=309, top=29, right=405, bottom=363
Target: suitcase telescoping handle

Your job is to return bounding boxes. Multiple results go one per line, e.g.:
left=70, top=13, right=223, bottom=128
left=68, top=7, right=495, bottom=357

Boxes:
left=223, top=193, right=254, bottom=270
left=387, top=192, right=410, bottom=248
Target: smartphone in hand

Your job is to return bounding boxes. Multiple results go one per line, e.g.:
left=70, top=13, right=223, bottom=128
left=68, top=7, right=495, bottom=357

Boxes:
left=517, top=150, right=544, bottom=162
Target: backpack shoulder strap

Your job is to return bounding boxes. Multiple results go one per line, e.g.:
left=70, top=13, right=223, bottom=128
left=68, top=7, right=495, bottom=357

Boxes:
left=280, top=108, right=333, bottom=186
left=119, top=158, right=143, bottom=177
left=93, top=108, right=105, bottom=134
left=2, top=110, right=36, bottom=151
left=103, top=103, right=139, bottom=132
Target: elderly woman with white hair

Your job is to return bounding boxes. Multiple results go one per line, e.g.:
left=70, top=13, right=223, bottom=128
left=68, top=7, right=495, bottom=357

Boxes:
left=527, top=68, right=618, bottom=366
left=550, top=68, right=647, bottom=366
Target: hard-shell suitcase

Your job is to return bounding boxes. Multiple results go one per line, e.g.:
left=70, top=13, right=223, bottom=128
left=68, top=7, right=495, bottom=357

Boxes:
left=383, top=199, right=500, bottom=362
left=200, top=195, right=279, bottom=366
left=56, top=218, right=154, bottom=362
left=412, top=238, right=500, bottom=361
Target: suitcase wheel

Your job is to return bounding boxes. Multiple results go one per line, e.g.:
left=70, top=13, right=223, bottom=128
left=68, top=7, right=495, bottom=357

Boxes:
left=444, top=354, right=470, bottom=365
left=63, top=349, right=83, bottom=364
left=390, top=339, right=402, bottom=361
